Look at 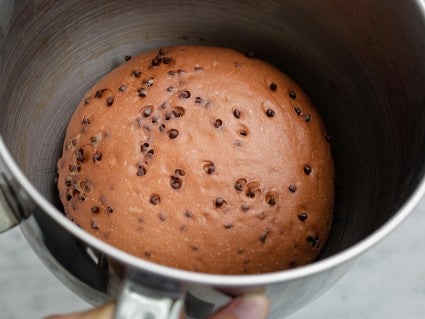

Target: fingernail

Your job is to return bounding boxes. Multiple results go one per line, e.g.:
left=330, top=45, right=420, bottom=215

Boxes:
left=232, top=294, right=270, bottom=319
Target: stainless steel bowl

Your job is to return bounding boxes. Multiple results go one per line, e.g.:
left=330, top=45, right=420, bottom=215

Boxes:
left=1, top=1, right=425, bottom=318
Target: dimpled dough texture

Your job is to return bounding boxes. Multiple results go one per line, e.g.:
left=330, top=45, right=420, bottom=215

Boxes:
left=57, top=46, right=334, bottom=274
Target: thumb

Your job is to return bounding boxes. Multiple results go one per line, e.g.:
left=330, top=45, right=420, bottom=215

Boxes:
left=44, top=302, right=115, bottom=319
left=208, top=294, right=270, bottom=319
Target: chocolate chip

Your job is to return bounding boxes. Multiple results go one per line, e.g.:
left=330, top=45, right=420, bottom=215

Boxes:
left=71, top=187, right=80, bottom=199
left=150, top=194, right=160, bottom=205
left=170, top=176, right=182, bottom=189
left=151, top=116, right=159, bottom=124
left=137, top=165, right=146, bottom=176
left=141, top=143, right=150, bottom=152
left=167, top=129, right=179, bottom=139
left=175, top=168, right=185, bottom=176
left=151, top=57, right=161, bottom=66
left=144, top=77, right=154, bottom=87
left=233, top=109, right=241, bottom=119
left=168, top=70, right=176, bottom=77
left=304, top=114, right=311, bottom=122
left=93, top=151, right=102, bottom=162
left=125, top=55, right=132, bottom=61
left=267, top=197, right=276, bottom=206
left=289, top=90, right=296, bottom=99
left=288, top=184, right=297, bottom=193
left=138, top=88, right=147, bottom=97
left=158, top=48, right=166, bottom=55
left=157, top=212, right=166, bottom=221
left=224, top=223, right=233, bottom=229
left=66, top=193, right=72, bottom=201
left=146, top=149, right=154, bottom=158
left=106, top=97, right=114, bottom=106
left=167, top=86, right=175, bottom=93
left=178, top=90, right=191, bottom=99
left=90, top=136, right=100, bottom=144
left=214, top=119, right=223, bottom=128
left=90, top=220, right=99, bottom=230
left=164, top=112, right=172, bottom=120
left=307, top=235, right=319, bottom=248
left=162, top=57, right=172, bottom=64
left=76, top=148, right=86, bottom=163
left=294, top=107, right=302, bottom=115
left=159, top=124, right=166, bottom=132
left=298, top=212, right=308, bottom=221
left=107, top=207, right=114, bottom=214
left=177, top=69, right=185, bottom=76
left=172, top=106, right=185, bottom=118
left=203, top=161, right=215, bottom=174
left=91, top=206, right=100, bottom=214
left=82, top=117, right=90, bottom=125
left=184, top=210, right=193, bottom=218
left=215, top=197, right=226, bottom=208
left=241, top=203, right=250, bottom=211
left=259, top=231, right=268, bottom=243
left=84, top=98, right=91, bottom=105
left=195, top=96, right=204, bottom=104
left=83, top=180, right=93, bottom=192
left=69, top=164, right=80, bottom=173
left=65, top=176, right=72, bottom=186
left=239, top=129, right=247, bottom=136
left=266, top=109, right=275, bottom=117
left=304, top=165, right=312, bottom=175
left=269, top=83, right=277, bottom=91
left=235, top=178, right=247, bottom=192
left=95, top=90, right=104, bottom=98
left=194, top=66, right=204, bottom=72
left=246, top=189, right=256, bottom=198
left=132, top=70, right=142, bottom=78
left=142, top=106, right=153, bottom=117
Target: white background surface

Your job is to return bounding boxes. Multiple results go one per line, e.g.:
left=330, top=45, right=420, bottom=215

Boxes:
left=1, top=197, right=425, bottom=319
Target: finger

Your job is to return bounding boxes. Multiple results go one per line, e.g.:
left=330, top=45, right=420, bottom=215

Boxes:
left=208, top=294, right=270, bottom=319
left=44, top=302, right=115, bottom=319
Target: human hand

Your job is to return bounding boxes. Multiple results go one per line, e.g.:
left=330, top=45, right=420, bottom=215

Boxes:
left=45, top=294, right=269, bottom=319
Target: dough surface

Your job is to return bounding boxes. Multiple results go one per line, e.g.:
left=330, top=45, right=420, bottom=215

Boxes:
left=57, top=45, right=334, bottom=274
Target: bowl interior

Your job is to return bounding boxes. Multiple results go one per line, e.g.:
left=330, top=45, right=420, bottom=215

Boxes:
left=1, top=0, right=425, bottom=270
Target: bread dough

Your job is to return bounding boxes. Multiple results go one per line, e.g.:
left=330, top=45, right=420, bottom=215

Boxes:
left=57, top=46, right=334, bottom=274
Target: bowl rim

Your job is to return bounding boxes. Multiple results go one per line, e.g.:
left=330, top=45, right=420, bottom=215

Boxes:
left=2, top=134, right=425, bottom=287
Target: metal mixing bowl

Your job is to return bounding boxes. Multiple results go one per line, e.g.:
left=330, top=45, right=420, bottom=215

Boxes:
left=1, top=1, right=425, bottom=318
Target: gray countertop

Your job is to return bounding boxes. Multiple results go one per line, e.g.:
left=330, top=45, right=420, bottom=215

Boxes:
left=1, top=197, right=425, bottom=319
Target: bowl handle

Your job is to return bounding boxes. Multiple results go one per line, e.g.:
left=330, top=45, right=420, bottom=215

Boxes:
left=0, top=138, right=35, bottom=233
left=115, top=280, right=184, bottom=319
left=0, top=171, right=21, bottom=232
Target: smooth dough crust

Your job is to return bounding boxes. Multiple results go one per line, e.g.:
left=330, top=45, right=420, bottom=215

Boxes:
left=57, top=45, right=334, bottom=274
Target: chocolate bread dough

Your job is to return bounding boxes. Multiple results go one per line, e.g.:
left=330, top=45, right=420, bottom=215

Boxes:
left=57, top=45, right=334, bottom=274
